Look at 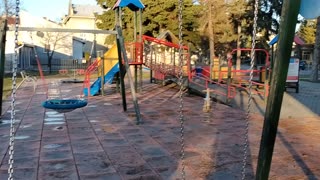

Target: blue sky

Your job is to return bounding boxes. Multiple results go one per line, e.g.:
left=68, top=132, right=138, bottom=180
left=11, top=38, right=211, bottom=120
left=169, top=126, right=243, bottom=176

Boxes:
left=20, top=0, right=97, bottom=21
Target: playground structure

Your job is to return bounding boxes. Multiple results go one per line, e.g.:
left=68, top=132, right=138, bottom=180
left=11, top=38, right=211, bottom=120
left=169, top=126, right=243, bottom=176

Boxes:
left=95, top=36, right=271, bottom=104
left=83, top=44, right=120, bottom=96
left=83, top=33, right=270, bottom=104
left=0, top=0, right=316, bottom=180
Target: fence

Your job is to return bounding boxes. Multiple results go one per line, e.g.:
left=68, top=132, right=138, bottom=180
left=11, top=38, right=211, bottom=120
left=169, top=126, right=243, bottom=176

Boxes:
left=35, top=58, right=89, bottom=71
left=5, top=59, right=89, bottom=73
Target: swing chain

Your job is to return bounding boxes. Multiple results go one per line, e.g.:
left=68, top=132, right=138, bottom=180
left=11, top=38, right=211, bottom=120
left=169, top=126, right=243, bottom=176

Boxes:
left=178, top=0, right=186, bottom=179
left=241, top=0, right=259, bottom=179
left=8, top=0, right=20, bottom=179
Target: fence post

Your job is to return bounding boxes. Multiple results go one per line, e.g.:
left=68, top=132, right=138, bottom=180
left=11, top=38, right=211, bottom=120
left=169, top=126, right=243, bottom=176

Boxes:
left=226, top=58, right=232, bottom=104
left=150, top=46, right=153, bottom=83
left=135, top=64, right=138, bottom=91
left=101, top=58, right=104, bottom=96
left=264, top=67, right=269, bottom=103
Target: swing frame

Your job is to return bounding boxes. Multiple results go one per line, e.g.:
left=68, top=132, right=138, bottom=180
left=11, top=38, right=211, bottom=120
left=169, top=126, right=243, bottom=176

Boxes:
left=12, top=28, right=118, bottom=111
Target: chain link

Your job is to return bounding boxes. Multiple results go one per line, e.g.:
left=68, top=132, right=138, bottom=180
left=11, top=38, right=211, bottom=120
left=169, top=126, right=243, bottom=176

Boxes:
left=8, top=0, right=20, bottom=179
left=178, top=0, right=186, bottom=179
left=241, top=0, right=259, bottom=179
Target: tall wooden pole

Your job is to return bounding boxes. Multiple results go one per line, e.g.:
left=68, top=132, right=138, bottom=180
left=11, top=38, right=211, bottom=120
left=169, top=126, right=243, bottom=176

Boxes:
left=134, top=11, right=137, bottom=42
left=134, top=11, right=138, bottom=92
left=0, top=20, right=7, bottom=119
left=116, top=25, right=142, bottom=125
left=139, top=9, right=143, bottom=43
left=119, top=8, right=122, bottom=27
left=116, top=38, right=127, bottom=112
left=139, top=9, right=143, bottom=93
left=255, top=1, right=301, bottom=179
left=115, top=8, right=127, bottom=112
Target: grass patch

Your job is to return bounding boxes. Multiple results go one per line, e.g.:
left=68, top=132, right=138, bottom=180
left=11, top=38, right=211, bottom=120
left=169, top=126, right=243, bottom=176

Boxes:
left=1, top=69, right=151, bottom=100
left=2, top=77, right=23, bottom=100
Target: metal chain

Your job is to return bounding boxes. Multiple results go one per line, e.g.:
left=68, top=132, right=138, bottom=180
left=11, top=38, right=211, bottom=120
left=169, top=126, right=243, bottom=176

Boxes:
left=178, top=0, right=186, bottom=179
left=241, top=0, right=259, bottom=179
left=8, top=0, right=20, bottom=179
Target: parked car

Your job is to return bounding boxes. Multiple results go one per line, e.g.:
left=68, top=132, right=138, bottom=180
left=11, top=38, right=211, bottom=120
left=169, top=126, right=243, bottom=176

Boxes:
left=299, top=61, right=306, bottom=70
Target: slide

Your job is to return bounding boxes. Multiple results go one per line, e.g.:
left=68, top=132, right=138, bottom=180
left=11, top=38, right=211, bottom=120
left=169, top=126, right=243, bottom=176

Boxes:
left=84, top=44, right=119, bottom=96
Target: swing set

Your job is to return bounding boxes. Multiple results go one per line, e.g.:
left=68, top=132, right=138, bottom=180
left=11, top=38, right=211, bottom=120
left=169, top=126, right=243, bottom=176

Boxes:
left=5, top=22, right=140, bottom=114
left=0, top=0, right=308, bottom=179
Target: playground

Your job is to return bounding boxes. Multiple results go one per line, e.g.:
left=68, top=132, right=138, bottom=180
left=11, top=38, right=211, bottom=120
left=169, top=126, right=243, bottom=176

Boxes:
left=1, top=0, right=320, bottom=179
left=0, top=79, right=319, bottom=179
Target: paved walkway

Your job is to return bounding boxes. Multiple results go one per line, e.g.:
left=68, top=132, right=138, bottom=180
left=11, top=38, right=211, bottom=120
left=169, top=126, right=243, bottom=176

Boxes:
left=231, top=80, right=320, bottom=118
left=0, top=79, right=319, bottom=179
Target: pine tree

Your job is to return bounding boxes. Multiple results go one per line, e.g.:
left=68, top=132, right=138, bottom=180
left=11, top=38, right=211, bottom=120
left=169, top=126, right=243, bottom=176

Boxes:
left=198, top=0, right=238, bottom=60
left=242, top=0, right=283, bottom=46
left=228, top=0, right=249, bottom=70
left=95, top=0, right=201, bottom=51
left=259, top=0, right=283, bottom=38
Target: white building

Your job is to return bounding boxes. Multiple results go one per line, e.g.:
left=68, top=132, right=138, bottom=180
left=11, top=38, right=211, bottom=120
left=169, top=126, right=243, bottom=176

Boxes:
left=61, top=2, right=109, bottom=59
left=4, top=1, right=109, bottom=72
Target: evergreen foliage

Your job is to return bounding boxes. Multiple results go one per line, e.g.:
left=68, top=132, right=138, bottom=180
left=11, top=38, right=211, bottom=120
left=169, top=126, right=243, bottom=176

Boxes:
left=94, top=0, right=286, bottom=59
left=95, top=0, right=201, bottom=51
left=197, top=0, right=248, bottom=57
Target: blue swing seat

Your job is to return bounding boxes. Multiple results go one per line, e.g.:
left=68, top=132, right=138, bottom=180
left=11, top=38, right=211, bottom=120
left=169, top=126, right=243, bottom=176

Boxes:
left=41, top=99, right=88, bottom=110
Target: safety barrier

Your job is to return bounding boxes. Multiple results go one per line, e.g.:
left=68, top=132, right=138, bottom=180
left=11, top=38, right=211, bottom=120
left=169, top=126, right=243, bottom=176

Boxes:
left=83, top=58, right=101, bottom=97
left=140, top=36, right=272, bottom=102
left=189, top=67, right=237, bottom=100
left=218, top=69, right=270, bottom=98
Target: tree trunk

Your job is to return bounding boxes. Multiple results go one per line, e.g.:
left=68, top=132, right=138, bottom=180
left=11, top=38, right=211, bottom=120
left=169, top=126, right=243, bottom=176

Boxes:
left=310, top=16, right=320, bottom=82
left=209, top=0, right=215, bottom=80
left=4, top=0, right=9, bottom=16
left=47, top=52, right=52, bottom=74
left=236, top=23, right=241, bottom=71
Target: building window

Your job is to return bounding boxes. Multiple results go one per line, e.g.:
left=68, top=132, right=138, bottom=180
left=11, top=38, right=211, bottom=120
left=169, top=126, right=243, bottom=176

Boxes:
left=97, top=50, right=103, bottom=58
left=44, top=44, right=51, bottom=53
left=302, top=51, right=311, bottom=61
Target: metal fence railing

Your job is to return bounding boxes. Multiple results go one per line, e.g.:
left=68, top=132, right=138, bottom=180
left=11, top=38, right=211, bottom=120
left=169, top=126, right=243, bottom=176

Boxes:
left=5, top=58, right=90, bottom=73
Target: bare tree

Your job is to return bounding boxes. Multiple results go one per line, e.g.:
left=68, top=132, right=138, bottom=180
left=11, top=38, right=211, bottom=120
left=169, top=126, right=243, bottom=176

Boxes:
left=0, top=0, right=15, bottom=17
left=38, top=31, right=70, bottom=73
